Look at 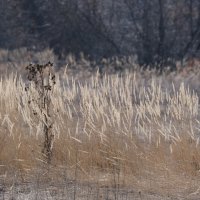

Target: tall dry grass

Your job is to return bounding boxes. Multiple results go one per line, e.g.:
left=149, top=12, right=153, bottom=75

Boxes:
left=0, top=67, right=200, bottom=191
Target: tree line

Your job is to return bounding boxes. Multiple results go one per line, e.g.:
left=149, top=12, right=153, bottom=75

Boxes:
left=0, top=0, right=200, bottom=67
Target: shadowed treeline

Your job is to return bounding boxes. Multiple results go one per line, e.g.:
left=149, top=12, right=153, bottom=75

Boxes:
left=0, top=0, right=200, bottom=67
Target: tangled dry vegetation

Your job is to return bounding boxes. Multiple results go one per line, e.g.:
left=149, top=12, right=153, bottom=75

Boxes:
left=1, top=59, right=200, bottom=198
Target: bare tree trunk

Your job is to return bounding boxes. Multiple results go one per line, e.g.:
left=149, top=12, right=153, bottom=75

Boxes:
left=142, top=0, right=152, bottom=65
left=189, top=0, right=194, bottom=39
left=157, top=0, right=165, bottom=63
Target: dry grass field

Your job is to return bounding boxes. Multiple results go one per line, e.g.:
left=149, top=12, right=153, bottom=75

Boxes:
left=1, top=50, right=200, bottom=199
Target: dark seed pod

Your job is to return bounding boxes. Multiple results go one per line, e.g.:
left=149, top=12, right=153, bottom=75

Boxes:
left=25, top=86, right=29, bottom=91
